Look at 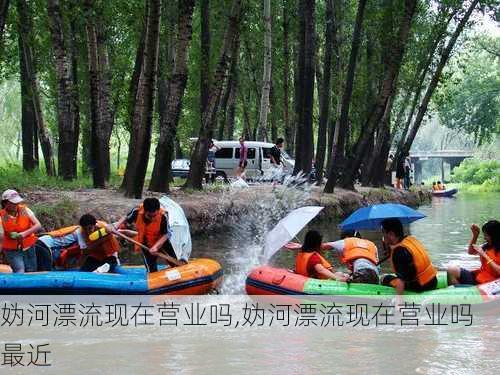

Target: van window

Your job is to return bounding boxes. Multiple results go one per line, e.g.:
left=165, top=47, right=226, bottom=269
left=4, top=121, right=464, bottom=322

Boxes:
left=235, top=148, right=255, bottom=159
left=263, top=148, right=272, bottom=159
left=215, top=148, right=233, bottom=159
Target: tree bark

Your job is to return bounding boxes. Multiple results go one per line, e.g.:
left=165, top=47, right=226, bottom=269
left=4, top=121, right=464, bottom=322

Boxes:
left=293, top=0, right=315, bottom=175
left=324, top=0, right=366, bottom=192
left=282, top=0, right=292, bottom=152
left=69, top=8, right=80, bottom=177
left=314, top=0, right=333, bottom=183
left=47, top=0, right=78, bottom=180
left=256, top=0, right=272, bottom=141
left=200, top=0, right=211, bottom=125
left=149, top=0, right=195, bottom=193
left=185, top=0, right=242, bottom=190
left=122, top=0, right=161, bottom=198
left=338, top=0, right=417, bottom=190
left=224, top=33, right=240, bottom=140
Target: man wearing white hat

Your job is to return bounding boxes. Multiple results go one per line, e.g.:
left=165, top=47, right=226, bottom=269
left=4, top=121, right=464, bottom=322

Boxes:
left=0, top=189, right=42, bottom=273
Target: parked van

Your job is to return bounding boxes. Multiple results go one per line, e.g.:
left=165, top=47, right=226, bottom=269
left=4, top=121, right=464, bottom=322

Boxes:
left=212, top=141, right=295, bottom=180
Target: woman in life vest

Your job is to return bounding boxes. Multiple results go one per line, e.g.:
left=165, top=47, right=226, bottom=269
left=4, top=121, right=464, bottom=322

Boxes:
left=295, top=230, right=349, bottom=281
left=321, top=231, right=380, bottom=284
left=112, top=198, right=176, bottom=272
left=380, top=218, right=438, bottom=294
left=447, top=220, right=500, bottom=285
left=0, top=189, right=42, bottom=273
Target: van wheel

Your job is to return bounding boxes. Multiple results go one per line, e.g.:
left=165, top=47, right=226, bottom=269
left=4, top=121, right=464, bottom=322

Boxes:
left=215, top=171, right=229, bottom=183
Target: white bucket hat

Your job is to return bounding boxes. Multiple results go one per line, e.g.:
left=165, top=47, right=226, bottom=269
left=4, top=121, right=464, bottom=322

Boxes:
left=1, top=189, right=24, bottom=204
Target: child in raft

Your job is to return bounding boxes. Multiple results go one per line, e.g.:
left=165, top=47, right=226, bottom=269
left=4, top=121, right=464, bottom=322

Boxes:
left=447, top=220, right=500, bottom=285
left=295, top=230, right=350, bottom=281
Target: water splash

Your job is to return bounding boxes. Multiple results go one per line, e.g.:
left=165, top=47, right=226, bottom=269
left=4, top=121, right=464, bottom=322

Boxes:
left=216, top=174, right=313, bottom=294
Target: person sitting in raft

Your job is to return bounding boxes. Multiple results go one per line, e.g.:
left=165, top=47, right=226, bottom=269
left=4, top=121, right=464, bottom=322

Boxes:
left=320, top=231, right=380, bottom=284
left=431, top=182, right=437, bottom=191
left=436, top=181, right=445, bottom=190
left=78, top=214, right=121, bottom=272
left=380, top=218, right=438, bottom=294
left=295, top=230, right=350, bottom=281
left=447, top=220, right=500, bottom=285
left=112, top=197, right=177, bottom=272
left=0, top=189, right=41, bottom=273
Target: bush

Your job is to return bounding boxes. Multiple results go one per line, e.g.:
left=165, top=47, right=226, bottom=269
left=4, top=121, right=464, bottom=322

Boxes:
left=451, top=159, right=500, bottom=186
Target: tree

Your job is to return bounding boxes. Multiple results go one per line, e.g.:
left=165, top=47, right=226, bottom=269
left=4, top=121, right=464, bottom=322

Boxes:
left=324, top=0, right=367, bottom=192
left=122, top=0, right=161, bottom=198
left=314, top=0, right=333, bottom=183
left=47, top=0, right=79, bottom=180
left=85, top=0, right=114, bottom=188
left=293, top=0, right=316, bottom=175
left=0, top=0, right=8, bottom=51
left=185, top=0, right=242, bottom=190
left=149, top=0, right=196, bottom=193
left=200, top=0, right=210, bottom=125
left=256, top=0, right=272, bottom=141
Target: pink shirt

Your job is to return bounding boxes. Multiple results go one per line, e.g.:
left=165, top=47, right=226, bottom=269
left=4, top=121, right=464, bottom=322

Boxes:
left=239, top=144, right=248, bottom=162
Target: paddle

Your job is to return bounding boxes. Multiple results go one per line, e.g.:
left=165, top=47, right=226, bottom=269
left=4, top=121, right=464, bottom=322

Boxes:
left=111, top=230, right=185, bottom=268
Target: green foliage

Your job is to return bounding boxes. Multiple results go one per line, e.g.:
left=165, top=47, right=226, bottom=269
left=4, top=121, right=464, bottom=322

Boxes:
left=32, top=199, right=80, bottom=231
left=451, top=158, right=500, bottom=188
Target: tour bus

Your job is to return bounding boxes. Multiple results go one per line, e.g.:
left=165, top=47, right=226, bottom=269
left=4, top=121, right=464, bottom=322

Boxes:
left=211, top=141, right=295, bottom=180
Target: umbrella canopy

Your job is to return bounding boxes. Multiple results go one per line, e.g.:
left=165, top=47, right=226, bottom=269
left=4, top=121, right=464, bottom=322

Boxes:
left=263, top=206, right=324, bottom=261
left=159, top=196, right=192, bottom=261
left=339, top=203, right=425, bottom=231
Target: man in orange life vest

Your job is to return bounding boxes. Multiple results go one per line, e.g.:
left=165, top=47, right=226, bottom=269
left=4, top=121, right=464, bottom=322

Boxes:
left=0, top=189, right=42, bottom=273
left=380, top=218, right=437, bottom=294
left=447, top=220, right=500, bottom=285
left=113, top=197, right=176, bottom=272
left=295, top=230, right=350, bottom=281
left=320, top=231, right=380, bottom=284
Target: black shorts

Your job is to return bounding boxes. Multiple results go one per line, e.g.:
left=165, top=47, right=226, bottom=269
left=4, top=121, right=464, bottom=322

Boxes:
left=381, top=274, right=438, bottom=292
left=350, top=269, right=379, bottom=284
left=458, top=268, right=477, bottom=285
left=239, top=160, right=248, bottom=168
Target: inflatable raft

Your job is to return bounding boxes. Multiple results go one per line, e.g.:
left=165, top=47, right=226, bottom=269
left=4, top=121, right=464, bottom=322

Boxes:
left=432, top=188, right=458, bottom=197
left=246, top=266, right=499, bottom=304
left=0, top=258, right=222, bottom=295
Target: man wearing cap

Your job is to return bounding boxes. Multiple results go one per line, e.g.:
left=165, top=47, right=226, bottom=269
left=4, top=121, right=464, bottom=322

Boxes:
left=0, top=190, right=42, bottom=273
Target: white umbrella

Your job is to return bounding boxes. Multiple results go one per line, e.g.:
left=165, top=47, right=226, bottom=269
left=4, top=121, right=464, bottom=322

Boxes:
left=159, top=196, right=192, bottom=261
left=263, top=206, right=324, bottom=262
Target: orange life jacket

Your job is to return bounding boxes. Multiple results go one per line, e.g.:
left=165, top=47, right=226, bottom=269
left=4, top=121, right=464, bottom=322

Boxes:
left=342, top=238, right=379, bottom=265
left=391, top=236, right=437, bottom=286
left=295, top=251, right=332, bottom=279
left=134, top=205, right=166, bottom=253
left=437, top=183, right=444, bottom=190
left=85, top=221, right=120, bottom=261
left=47, top=225, right=80, bottom=238
left=475, top=246, right=500, bottom=284
left=1, top=205, right=37, bottom=250
left=45, top=225, right=82, bottom=267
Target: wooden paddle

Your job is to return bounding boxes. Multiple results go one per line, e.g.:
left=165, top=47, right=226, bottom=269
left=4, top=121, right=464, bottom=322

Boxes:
left=111, top=230, right=185, bottom=268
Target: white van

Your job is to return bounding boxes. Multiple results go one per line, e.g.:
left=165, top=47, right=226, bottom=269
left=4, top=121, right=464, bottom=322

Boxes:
left=212, top=141, right=295, bottom=180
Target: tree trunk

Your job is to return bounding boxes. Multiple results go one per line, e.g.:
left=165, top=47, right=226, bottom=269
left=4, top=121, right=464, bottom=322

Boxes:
left=225, top=34, right=240, bottom=140
left=338, top=0, right=417, bottom=190
left=200, top=0, right=210, bottom=126
left=122, top=0, right=161, bottom=198
left=324, top=0, right=366, bottom=192
left=282, top=0, right=292, bottom=152
left=257, top=0, right=272, bottom=142
left=69, top=10, right=80, bottom=177
left=185, top=0, right=241, bottom=190
left=314, top=0, right=333, bottom=183
left=149, top=0, right=195, bottom=193
left=293, top=0, right=315, bottom=175
left=47, top=0, right=78, bottom=180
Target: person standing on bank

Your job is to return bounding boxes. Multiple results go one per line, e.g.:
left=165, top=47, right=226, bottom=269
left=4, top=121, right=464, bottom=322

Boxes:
left=237, top=137, right=248, bottom=180
left=112, top=198, right=176, bottom=272
left=0, top=190, right=41, bottom=273
left=270, top=138, right=284, bottom=183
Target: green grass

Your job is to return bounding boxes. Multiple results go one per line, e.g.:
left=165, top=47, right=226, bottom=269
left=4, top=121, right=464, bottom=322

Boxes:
left=0, top=163, right=122, bottom=192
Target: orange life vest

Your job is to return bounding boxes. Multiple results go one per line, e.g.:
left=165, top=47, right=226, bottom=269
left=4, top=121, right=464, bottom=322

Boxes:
left=437, top=183, right=444, bottom=190
left=342, top=238, right=379, bottom=265
left=475, top=246, right=500, bottom=284
left=391, top=236, right=437, bottom=286
left=85, top=221, right=120, bottom=261
left=45, top=225, right=82, bottom=267
left=47, top=225, right=80, bottom=238
left=1, top=205, right=37, bottom=250
left=295, top=251, right=332, bottom=279
left=134, top=205, right=166, bottom=253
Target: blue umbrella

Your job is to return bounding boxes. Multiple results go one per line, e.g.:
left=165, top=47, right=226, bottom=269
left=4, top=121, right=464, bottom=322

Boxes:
left=339, top=203, right=425, bottom=231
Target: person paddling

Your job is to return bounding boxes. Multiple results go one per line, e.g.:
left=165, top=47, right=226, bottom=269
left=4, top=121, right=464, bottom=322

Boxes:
left=0, top=190, right=41, bottom=273
left=447, top=220, right=500, bottom=285
left=112, top=197, right=177, bottom=272
left=295, top=230, right=349, bottom=281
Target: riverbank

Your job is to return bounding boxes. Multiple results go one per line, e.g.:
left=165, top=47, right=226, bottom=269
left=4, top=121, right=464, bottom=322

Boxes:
left=23, top=184, right=431, bottom=236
